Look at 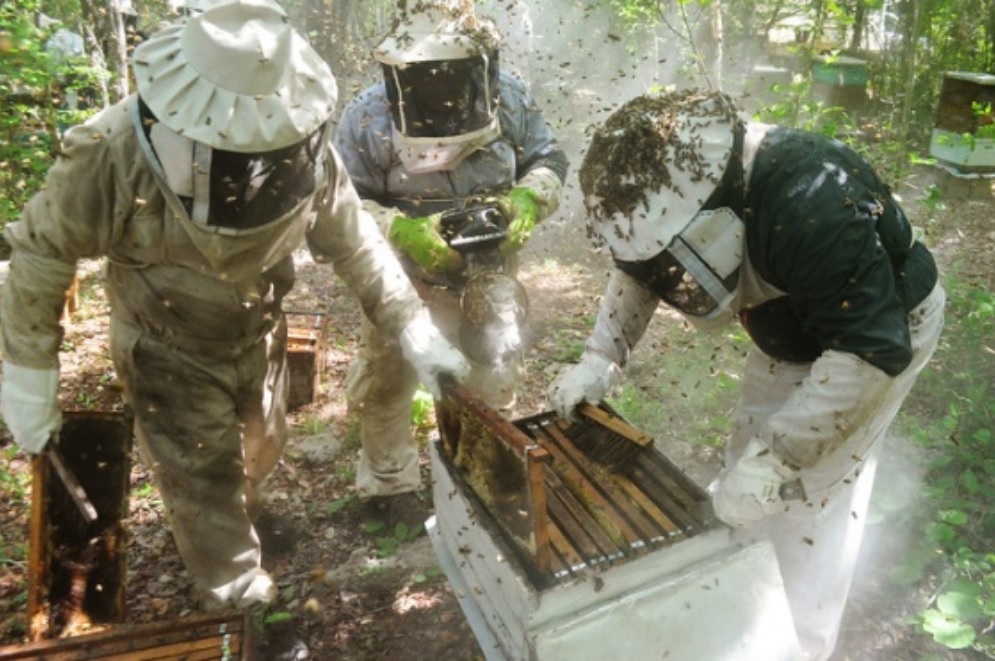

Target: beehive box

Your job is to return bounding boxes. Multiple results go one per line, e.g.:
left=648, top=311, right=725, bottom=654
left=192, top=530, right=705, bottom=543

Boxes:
left=0, top=611, right=249, bottom=660
left=930, top=72, right=995, bottom=171
left=0, top=411, right=255, bottom=660
left=812, top=54, right=869, bottom=87
left=934, top=71, right=995, bottom=133
left=429, top=384, right=801, bottom=660
left=26, top=410, right=133, bottom=641
left=929, top=130, right=995, bottom=171
left=811, top=54, right=868, bottom=113
left=285, top=312, right=328, bottom=410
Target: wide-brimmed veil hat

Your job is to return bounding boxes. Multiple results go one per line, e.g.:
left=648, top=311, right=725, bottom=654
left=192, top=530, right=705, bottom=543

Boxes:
left=132, top=0, right=337, bottom=152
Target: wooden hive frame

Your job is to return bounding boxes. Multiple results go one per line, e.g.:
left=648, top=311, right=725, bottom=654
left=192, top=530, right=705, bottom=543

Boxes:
left=27, top=410, right=133, bottom=641
left=2, top=409, right=254, bottom=659
left=434, top=382, right=716, bottom=589
left=285, top=311, right=328, bottom=410
left=0, top=610, right=249, bottom=660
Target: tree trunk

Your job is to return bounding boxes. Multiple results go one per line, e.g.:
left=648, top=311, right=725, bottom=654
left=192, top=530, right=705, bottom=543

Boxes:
left=898, top=0, right=923, bottom=148
left=712, top=1, right=724, bottom=90
left=849, top=0, right=867, bottom=52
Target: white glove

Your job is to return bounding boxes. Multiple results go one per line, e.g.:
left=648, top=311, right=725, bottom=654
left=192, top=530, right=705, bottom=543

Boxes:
left=0, top=363, right=61, bottom=454
left=708, top=438, right=798, bottom=527
left=399, top=310, right=471, bottom=399
left=547, top=351, right=620, bottom=420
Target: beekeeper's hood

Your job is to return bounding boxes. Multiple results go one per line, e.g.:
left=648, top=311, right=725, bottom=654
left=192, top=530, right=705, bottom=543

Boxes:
left=374, top=0, right=502, bottom=173
left=130, top=0, right=339, bottom=280
left=133, top=0, right=337, bottom=153
left=580, top=90, right=749, bottom=328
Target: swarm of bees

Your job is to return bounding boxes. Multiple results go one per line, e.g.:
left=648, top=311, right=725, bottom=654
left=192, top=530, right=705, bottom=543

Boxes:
left=578, top=89, right=740, bottom=237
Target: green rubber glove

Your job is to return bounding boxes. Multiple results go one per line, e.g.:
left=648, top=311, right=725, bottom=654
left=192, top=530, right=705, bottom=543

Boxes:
left=498, top=187, right=542, bottom=256
left=387, top=213, right=462, bottom=275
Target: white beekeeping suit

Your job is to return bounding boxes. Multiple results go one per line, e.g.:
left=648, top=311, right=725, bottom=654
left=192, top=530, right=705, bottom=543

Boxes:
left=1, top=0, right=467, bottom=610
left=550, top=89, right=944, bottom=660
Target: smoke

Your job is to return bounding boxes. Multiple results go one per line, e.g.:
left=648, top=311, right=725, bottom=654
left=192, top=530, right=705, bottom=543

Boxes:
left=473, top=0, right=775, bottom=246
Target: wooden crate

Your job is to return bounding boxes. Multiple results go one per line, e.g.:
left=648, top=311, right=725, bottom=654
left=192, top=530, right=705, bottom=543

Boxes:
left=285, top=312, right=327, bottom=410
left=0, top=611, right=249, bottom=660
left=27, top=410, right=133, bottom=641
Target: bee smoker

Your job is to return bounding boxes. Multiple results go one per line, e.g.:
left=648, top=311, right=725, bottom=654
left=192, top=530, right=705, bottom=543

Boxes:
left=440, top=203, right=529, bottom=367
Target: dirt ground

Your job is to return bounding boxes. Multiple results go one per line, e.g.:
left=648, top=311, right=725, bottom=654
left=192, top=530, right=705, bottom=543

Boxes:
left=1, top=155, right=993, bottom=660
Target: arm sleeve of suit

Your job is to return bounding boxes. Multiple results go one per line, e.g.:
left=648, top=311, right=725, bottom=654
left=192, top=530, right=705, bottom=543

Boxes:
left=744, top=131, right=924, bottom=467
left=759, top=220, right=902, bottom=468
left=501, top=74, right=569, bottom=219
left=1, top=122, right=120, bottom=369
left=586, top=270, right=660, bottom=367
left=332, top=90, right=404, bottom=236
left=306, top=145, right=422, bottom=338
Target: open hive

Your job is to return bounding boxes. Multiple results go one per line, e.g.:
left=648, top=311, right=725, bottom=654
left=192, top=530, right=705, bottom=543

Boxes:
left=434, top=383, right=717, bottom=589
left=0, top=410, right=252, bottom=660
left=26, top=410, right=133, bottom=641
left=430, top=384, right=802, bottom=660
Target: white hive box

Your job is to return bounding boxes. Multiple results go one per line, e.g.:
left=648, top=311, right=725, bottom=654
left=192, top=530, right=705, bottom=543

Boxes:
left=930, top=71, right=995, bottom=171
left=429, top=386, right=802, bottom=660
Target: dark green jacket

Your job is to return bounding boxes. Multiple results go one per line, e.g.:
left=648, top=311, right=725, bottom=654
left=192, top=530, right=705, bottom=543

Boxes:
left=741, top=128, right=937, bottom=376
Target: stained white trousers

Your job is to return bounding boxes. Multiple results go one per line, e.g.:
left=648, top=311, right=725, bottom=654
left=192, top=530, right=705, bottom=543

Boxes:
left=726, top=285, right=945, bottom=660
left=347, top=283, right=523, bottom=499
left=110, top=315, right=287, bottom=607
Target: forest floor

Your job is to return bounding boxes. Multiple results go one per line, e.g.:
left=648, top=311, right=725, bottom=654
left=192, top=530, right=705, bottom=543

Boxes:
left=1, top=160, right=994, bottom=660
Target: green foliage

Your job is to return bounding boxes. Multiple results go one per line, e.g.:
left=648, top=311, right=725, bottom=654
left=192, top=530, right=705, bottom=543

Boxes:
left=0, top=447, right=31, bottom=571
left=412, top=566, right=443, bottom=584
left=550, top=327, right=587, bottom=363
left=754, top=76, right=857, bottom=137
left=323, top=494, right=355, bottom=516
left=363, top=520, right=421, bottom=558
left=263, top=610, right=294, bottom=625
left=0, top=0, right=103, bottom=242
left=607, top=0, right=660, bottom=29
left=892, top=275, right=995, bottom=655
left=411, top=385, right=435, bottom=429
left=297, top=412, right=328, bottom=436
left=971, top=102, right=995, bottom=140
left=613, top=324, right=749, bottom=449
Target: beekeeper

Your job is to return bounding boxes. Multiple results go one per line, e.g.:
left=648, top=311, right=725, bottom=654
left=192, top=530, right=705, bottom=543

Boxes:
left=549, top=89, right=944, bottom=660
left=0, top=0, right=468, bottom=610
left=333, top=0, right=568, bottom=529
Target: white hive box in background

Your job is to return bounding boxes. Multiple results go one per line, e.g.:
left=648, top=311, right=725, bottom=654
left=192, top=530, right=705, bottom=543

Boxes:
left=930, top=71, right=995, bottom=172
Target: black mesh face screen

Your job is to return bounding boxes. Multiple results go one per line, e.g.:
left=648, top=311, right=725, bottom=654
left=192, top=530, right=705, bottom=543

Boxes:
left=208, top=127, right=324, bottom=230
left=383, top=54, right=499, bottom=138
left=657, top=264, right=722, bottom=317
left=614, top=251, right=705, bottom=313
left=615, top=248, right=737, bottom=317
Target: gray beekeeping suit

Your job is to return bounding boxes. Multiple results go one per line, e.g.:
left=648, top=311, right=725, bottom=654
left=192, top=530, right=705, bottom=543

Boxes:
left=0, top=0, right=466, bottom=610
left=333, top=2, right=568, bottom=502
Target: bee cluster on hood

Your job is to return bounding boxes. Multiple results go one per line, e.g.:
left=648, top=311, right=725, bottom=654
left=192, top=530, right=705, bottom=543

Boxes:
left=578, top=89, right=740, bottom=250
